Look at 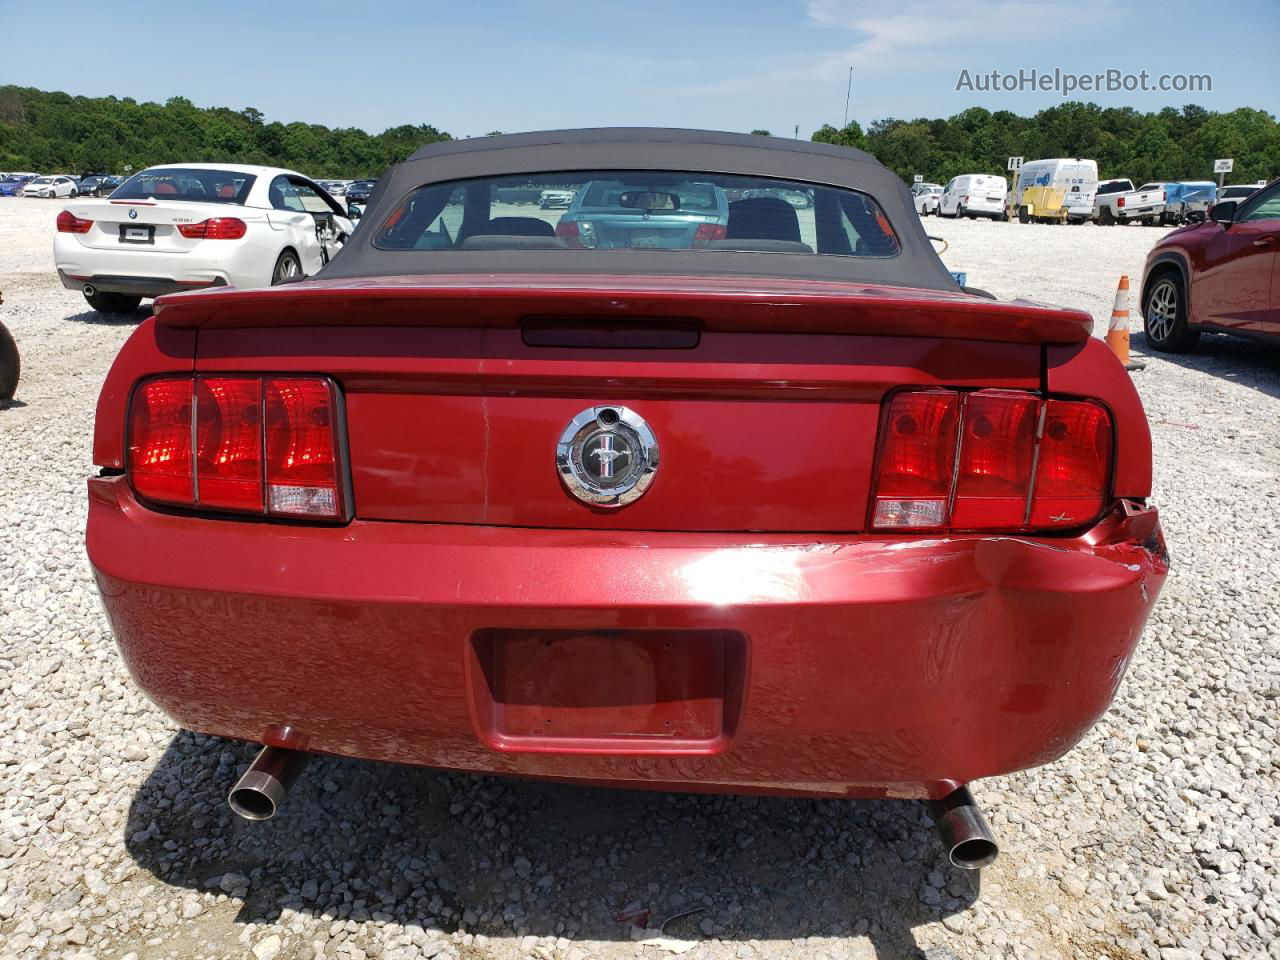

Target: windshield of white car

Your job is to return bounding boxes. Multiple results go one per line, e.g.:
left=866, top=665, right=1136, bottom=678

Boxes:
left=113, top=168, right=256, bottom=204
left=375, top=170, right=900, bottom=258
left=30, top=177, right=52, bottom=185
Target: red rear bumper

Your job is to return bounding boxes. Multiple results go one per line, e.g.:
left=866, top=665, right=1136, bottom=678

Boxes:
left=88, top=477, right=1166, bottom=799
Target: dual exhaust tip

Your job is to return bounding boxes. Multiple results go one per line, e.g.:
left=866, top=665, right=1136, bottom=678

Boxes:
left=227, top=746, right=998, bottom=869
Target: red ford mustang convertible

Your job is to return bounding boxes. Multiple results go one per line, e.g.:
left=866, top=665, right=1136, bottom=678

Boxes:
left=87, top=130, right=1167, bottom=868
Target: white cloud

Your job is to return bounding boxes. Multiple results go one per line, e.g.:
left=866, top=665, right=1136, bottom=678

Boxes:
left=805, top=0, right=1103, bottom=68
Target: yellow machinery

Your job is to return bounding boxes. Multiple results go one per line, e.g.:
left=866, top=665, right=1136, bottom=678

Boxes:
left=1016, top=186, right=1069, bottom=223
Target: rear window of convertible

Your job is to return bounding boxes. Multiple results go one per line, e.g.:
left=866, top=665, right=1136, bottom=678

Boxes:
left=374, top=171, right=900, bottom=257
left=112, top=168, right=256, bottom=204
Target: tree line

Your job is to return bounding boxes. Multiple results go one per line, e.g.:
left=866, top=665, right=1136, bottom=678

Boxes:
left=1, top=86, right=1276, bottom=188
left=812, top=103, right=1280, bottom=187
left=0, top=86, right=449, bottom=178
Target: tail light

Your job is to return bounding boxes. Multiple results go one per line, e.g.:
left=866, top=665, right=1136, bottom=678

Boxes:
left=872, top=388, right=1112, bottom=532
left=1117, top=196, right=1126, bottom=208
left=127, top=376, right=347, bottom=520
left=692, top=222, right=727, bottom=246
left=1162, top=190, right=1167, bottom=202
left=56, top=210, right=93, bottom=233
left=555, top=220, right=599, bottom=249
left=555, top=220, right=583, bottom=247
left=176, top=218, right=247, bottom=239
left=962, top=195, right=969, bottom=204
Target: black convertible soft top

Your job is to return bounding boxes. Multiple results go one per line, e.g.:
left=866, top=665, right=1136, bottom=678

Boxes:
left=320, top=128, right=960, bottom=292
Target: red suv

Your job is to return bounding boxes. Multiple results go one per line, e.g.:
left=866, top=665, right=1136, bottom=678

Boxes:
left=1142, top=179, right=1280, bottom=351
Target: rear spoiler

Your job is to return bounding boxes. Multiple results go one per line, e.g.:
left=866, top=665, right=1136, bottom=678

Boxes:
left=152, top=274, right=1092, bottom=345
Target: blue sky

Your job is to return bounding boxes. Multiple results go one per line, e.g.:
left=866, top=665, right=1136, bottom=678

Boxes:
left=2, top=0, right=1277, bottom=137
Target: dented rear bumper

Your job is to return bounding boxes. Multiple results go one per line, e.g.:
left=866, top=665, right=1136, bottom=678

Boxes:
left=87, top=478, right=1166, bottom=799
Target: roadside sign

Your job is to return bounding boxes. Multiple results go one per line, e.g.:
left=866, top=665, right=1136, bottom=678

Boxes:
left=1007, top=156, right=1024, bottom=171
left=1213, top=159, right=1233, bottom=173
left=913, top=174, right=923, bottom=183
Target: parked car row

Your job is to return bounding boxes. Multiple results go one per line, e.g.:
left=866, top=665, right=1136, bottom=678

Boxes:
left=913, top=159, right=1270, bottom=228
left=0, top=171, right=125, bottom=198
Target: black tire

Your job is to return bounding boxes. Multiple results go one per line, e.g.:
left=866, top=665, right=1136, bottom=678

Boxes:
left=1017, top=205, right=1031, bottom=224
left=271, top=249, right=302, bottom=285
left=1143, top=271, right=1198, bottom=353
left=0, top=321, right=19, bottom=406
left=1099, top=207, right=1115, bottom=226
left=69, top=188, right=78, bottom=198
left=85, top=291, right=142, bottom=314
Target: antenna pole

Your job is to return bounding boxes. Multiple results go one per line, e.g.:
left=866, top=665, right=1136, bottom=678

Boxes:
left=843, top=67, right=852, bottom=128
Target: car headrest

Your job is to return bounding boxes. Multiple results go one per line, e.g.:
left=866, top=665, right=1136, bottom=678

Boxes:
left=726, top=197, right=801, bottom=243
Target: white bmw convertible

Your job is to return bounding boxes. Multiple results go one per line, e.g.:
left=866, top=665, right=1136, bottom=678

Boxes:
left=54, top=164, right=357, bottom=314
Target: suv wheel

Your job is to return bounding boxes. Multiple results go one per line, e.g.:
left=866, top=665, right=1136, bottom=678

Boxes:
left=1144, top=273, right=1198, bottom=353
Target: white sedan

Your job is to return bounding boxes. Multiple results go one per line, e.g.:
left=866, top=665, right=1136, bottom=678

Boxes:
left=23, top=175, right=80, bottom=199
left=912, top=183, right=942, bottom=216
left=54, top=163, right=356, bottom=314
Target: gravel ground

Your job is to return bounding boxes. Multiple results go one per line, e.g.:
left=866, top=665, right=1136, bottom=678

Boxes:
left=1, top=197, right=1277, bottom=960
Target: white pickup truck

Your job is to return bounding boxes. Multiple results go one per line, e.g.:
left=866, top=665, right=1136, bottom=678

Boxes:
left=1093, top=179, right=1166, bottom=225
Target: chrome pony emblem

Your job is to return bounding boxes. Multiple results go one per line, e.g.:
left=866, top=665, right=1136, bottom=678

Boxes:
left=557, top=406, right=659, bottom=507
left=128, top=208, right=138, bottom=219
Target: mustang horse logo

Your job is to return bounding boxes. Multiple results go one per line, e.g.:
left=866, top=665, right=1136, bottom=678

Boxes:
left=590, top=434, right=629, bottom=479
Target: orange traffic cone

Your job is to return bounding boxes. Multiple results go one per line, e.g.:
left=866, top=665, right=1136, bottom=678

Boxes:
left=1106, top=276, right=1145, bottom=372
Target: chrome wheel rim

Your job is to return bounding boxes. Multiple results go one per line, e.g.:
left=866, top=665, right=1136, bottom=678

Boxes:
left=1146, top=280, right=1178, bottom=342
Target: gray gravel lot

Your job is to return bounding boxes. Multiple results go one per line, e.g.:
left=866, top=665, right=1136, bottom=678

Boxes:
left=1, top=197, right=1277, bottom=960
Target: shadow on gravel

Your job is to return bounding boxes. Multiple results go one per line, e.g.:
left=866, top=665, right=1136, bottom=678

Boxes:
left=126, top=733, right=978, bottom=959
left=66, top=306, right=152, bottom=326
left=1133, top=330, right=1280, bottom=400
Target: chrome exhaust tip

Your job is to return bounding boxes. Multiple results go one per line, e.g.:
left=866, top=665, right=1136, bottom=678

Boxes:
left=931, top=786, right=999, bottom=870
left=228, top=745, right=309, bottom=821
left=82, top=284, right=96, bottom=297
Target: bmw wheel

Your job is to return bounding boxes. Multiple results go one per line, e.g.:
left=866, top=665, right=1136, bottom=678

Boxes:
left=85, top=291, right=142, bottom=315
left=271, top=249, right=302, bottom=285
left=1144, top=272, right=1198, bottom=353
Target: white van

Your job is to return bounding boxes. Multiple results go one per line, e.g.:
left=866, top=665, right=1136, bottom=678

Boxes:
left=939, top=174, right=1008, bottom=219
left=1014, top=158, right=1099, bottom=224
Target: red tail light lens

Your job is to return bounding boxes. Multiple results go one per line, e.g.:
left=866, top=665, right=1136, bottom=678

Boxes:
left=265, top=377, right=341, bottom=518
left=195, top=378, right=263, bottom=511
left=56, top=210, right=93, bottom=233
left=951, top=391, right=1039, bottom=529
left=177, top=218, right=247, bottom=239
left=1029, top=399, right=1113, bottom=528
left=128, top=378, right=194, bottom=504
left=871, top=389, right=1113, bottom=532
left=692, top=222, right=727, bottom=246
left=872, top=390, right=959, bottom=529
left=1117, top=196, right=1126, bottom=208
left=555, top=220, right=583, bottom=248
left=128, top=376, right=346, bottom=520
